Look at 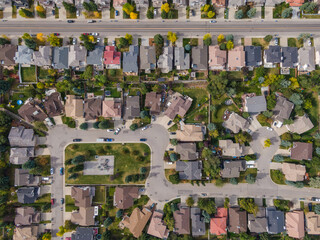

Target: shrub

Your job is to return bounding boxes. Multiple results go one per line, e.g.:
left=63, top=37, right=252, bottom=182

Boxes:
left=186, top=197, right=194, bottom=207
left=169, top=172, right=180, bottom=184
left=130, top=123, right=138, bottom=131
left=230, top=178, right=238, bottom=185
left=93, top=121, right=100, bottom=129
left=98, top=120, right=109, bottom=129
left=247, top=8, right=256, bottom=18
left=235, top=9, right=244, bottom=19
left=104, top=217, right=113, bottom=228
left=79, top=122, right=88, bottom=130
left=314, top=204, right=320, bottom=214
left=281, top=8, right=292, bottom=18
left=245, top=174, right=256, bottom=184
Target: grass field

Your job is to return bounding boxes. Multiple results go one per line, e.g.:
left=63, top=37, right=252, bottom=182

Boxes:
left=65, top=143, right=151, bottom=185
left=270, top=170, right=286, bottom=185
left=93, top=186, right=106, bottom=204
left=21, top=66, right=36, bottom=82
left=65, top=195, right=79, bottom=212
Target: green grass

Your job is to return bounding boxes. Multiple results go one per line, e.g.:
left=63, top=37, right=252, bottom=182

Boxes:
left=110, top=7, right=115, bottom=19
left=168, top=124, right=178, bottom=132
left=288, top=38, right=303, bottom=48
left=12, top=5, right=17, bottom=18
left=261, top=6, right=265, bottom=19
left=115, top=38, right=129, bottom=52
left=66, top=10, right=77, bottom=19
left=302, top=14, right=320, bottom=18
left=239, top=168, right=258, bottom=183
left=38, top=68, right=49, bottom=80
left=65, top=143, right=151, bottom=185
left=211, top=96, right=238, bottom=124
left=21, top=66, right=36, bottom=82
left=105, top=87, right=121, bottom=98
left=65, top=195, right=79, bottom=212
left=252, top=38, right=269, bottom=50
left=270, top=170, right=286, bottom=185
left=35, top=193, right=51, bottom=204
left=55, top=7, right=59, bottom=18
left=93, top=186, right=106, bottom=204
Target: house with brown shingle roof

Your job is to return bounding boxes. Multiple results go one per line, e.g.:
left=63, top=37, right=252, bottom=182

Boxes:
left=18, top=100, right=47, bottom=123
left=208, top=45, right=227, bottom=70
left=306, top=212, right=320, bottom=235
left=228, top=46, right=245, bottom=71
left=282, top=162, right=306, bottom=182
left=210, top=207, right=228, bottom=236
left=84, top=98, right=102, bottom=121
left=0, top=44, right=17, bottom=66
left=287, top=115, right=314, bottom=134
left=219, top=140, right=244, bottom=157
left=102, top=98, right=122, bottom=119
left=223, top=112, right=249, bottom=134
left=290, top=142, right=313, bottom=161
left=248, top=207, right=267, bottom=233
left=13, top=226, right=38, bottom=240
left=164, top=92, right=192, bottom=120
left=147, top=211, right=169, bottom=239
left=176, top=123, right=204, bottom=142
left=176, top=142, right=198, bottom=160
left=212, top=0, right=226, bottom=7
left=65, top=95, right=83, bottom=118
left=71, top=206, right=95, bottom=226
left=174, top=205, right=190, bottom=235
left=145, top=92, right=161, bottom=115
left=286, top=211, right=305, bottom=239
left=15, top=207, right=40, bottom=226
left=10, top=147, right=34, bottom=165
left=114, top=186, right=139, bottom=209
left=14, top=169, right=40, bottom=187
left=228, top=207, right=247, bottom=234
left=43, top=91, right=64, bottom=117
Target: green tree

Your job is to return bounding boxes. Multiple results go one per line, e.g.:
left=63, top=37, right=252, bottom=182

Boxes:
left=309, top=177, right=320, bottom=188
left=119, top=37, right=129, bottom=47
left=79, top=122, right=88, bottom=130
left=264, top=35, right=273, bottom=42
left=207, top=71, right=229, bottom=99
left=22, top=159, right=36, bottom=169
left=47, top=33, right=61, bottom=47
left=169, top=172, right=180, bottom=184
left=207, top=123, right=216, bottom=131
left=170, top=153, right=178, bottom=162
left=239, top=198, right=258, bottom=214
left=235, top=9, right=244, bottom=19
left=203, top=33, right=212, bottom=46
left=314, top=204, right=320, bottom=214
left=247, top=8, right=257, bottom=18
left=140, top=110, right=149, bottom=119
left=0, top=80, right=11, bottom=94
left=19, top=8, right=33, bottom=18
left=226, top=34, right=233, bottom=42
left=123, top=3, right=134, bottom=14
left=140, top=167, right=147, bottom=174
left=202, top=148, right=220, bottom=179
left=186, top=197, right=194, bottom=207
left=62, top=2, right=76, bottom=13
left=147, top=9, right=154, bottom=19
left=0, top=111, right=11, bottom=126
left=282, top=8, right=293, bottom=18
left=93, top=121, right=100, bottom=129
left=230, top=178, right=238, bottom=185
left=72, top=155, right=85, bottom=165
left=246, top=174, right=256, bottom=184
left=81, top=65, right=93, bottom=79
left=273, top=154, right=284, bottom=162
left=154, top=34, right=164, bottom=45
left=116, top=209, right=123, bottom=218
left=25, top=38, right=36, bottom=50
left=98, top=120, right=109, bottom=129
left=130, top=123, right=138, bottom=131
left=104, top=217, right=113, bottom=228
left=83, top=41, right=95, bottom=51
left=197, top=198, right=216, bottom=214
left=290, top=93, right=303, bottom=105
left=0, top=38, right=9, bottom=45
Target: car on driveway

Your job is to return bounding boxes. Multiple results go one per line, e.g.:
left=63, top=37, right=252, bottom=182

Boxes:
left=50, top=168, right=54, bottom=175
left=73, top=138, right=82, bottom=142
left=167, top=120, right=172, bottom=126
left=106, top=138, right=114, bottom=142
left=115, top=10, right=119, bottom=16
left=266, top=127, right=273, bottom=131
left=60, top=168, right=64, bottom=175
left=51, top=199, right=55, bottom=205
left=308, top=203, right=313, bottom=211
left=170, top=132, right=176, bottom=135
left=140, top=138, right=147, bottom=142
left=141, top=125, right=150, bottom=131
left=151, top=115, right=156, bottom=122
left=114, top=128, right=121, bottom=135
left=53, top=33, right=60, bottom=36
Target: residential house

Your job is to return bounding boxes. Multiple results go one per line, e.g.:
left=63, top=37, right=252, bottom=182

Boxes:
left=158, top=46, right=174, bottom=73
left=176, top=143, right=198, bottom=160
left=210, top=207, right=228, bottom=236
left=147, top=211, right=169, bottom=239
left=10, top=147, right=34, bottom=164
left=134, top=0, right=148, bottom=8
left=8, top=126, right=36, bottom=147
left=18, top=100, right=47, bottom=123
left=282, top=162, right=306, bottom=182
left=71, top=207, right=95, bottom=226
left=17, top=187, right=40, bottom=204
left=120, top=206, right=153, bottom=238
left=286, top=0, right=304, bottom=7
left=95, top=0, right=111, bottom=8
left=227, top=45, right=245, bottom=71
left=84, top=98, right=102, bottom=121
left=14, top=169, right=40, bottom=187
left=173, top=0, right=187, bottom=7
left=221, top=160, right=246, bottom=178
left=174, top=205, right=190, bottom=235
left=265, top=0, right=284, bottom=6
left=287, top=115, right=314, bottom=134
left=0, top=44, right=17, bottom=66
left=14, top=45, right=34, bottom=65
left=52, top=46, right=69, bottom=69
left=248, top=207, right=268, bottom=233
left=281, top=47, right=298, bottom=69
left=15, top=207, right=40, bottom=226
left=32, top=46, right=52, bottom=67
left=68, top=45, right=87, bottom=69
left=140, top=46, right=156, bottom=72
left=191, top=207, right=206, bottom=236
left=164, top=92, right=192, bottom=120
left=228, top=0, right=245, bottom=7
left=114, top=186, right=139, bottom=209
left=13, top=226, right=38, bottom=240
left=219, top=140, right=244, bottom=157
left=174, top=47, right=190, bottom=70
left=43, top=91, right=64, bottom=117
left=228, top=207, right=247, bottom=234
left=189, top=0, right=206, bottom=7
left=71, top=227, right=95, bottom=240
left=223, top=112, right=249, bottom=134
left=104, top=46, right=121, bottom=69
left=144, top=93, right=161, bottom=115
left=176, top=161, right=202, bottom=180
left=102, top=98, right=122, bottom=119
left=123, top=96, right=140, bottom=120
left=113, top=0, right=126, bottom=7
left=176, top=123, right=204, bottom=142
left=65, top=95, right=84, bottom=118
left=264, top=46, right=281, bottom=68
left=273, top=96, right=294, bottom=127
left=290, top=142, right=313, bottom=161
left=306, top=212, right=320, bottom=235
left=13, top=0, right=29, bottom=8
left=191, top=46, right=208, bottom=70
left=152, top=0, right=162, bottom=7
left=266, top=207, right=285, bottom=234
left=212, top=0, right=226, bottom=7
left=286, top=211, right=305, bottom=239
left=244, top=95, right=267, bottom=113
left=245, top=46, right=262, bottom=68
left=87, top=46, right=104, bottom=69
left=123, top=45, right=139, bottom=75
left=208, top=45, right=227, bottom=70
left=246, top=0, right=265, bottom=6
left=298, top=46, right=315, bottom=72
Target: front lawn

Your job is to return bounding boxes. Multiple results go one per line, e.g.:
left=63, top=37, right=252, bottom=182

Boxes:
left=93, top=186, right=106, bottom=204
left=21, top=66, right=36, bottom=82
left=65, top=195, right=78, bottom=212
left=65, top=143, right=151, bottom=185
left=273, top=2, right=291, bottom=18
left=252, top=38, right=270, bottom=50
left=270, top=170, right=286, bottom=185
left=288, top=38, right=303, bottom=48
left=239, top=168, right=257, bottom=183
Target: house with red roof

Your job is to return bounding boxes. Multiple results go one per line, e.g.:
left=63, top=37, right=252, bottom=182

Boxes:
left=286, top=0, right=304, bottom=7
left=210, top=207, right=227, bottom=236
left=103, top=46, right=121, bottom=69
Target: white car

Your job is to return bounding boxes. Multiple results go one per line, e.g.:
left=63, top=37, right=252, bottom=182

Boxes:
left=266, top=127, right=273, bottom=131
left=97, top=37, right=100, bottom=43
left=50, top=168, right=54, bottom=175
left=209, top=20, right=216, bottom=23
left=141, top=125, right=150, bottom=131
left=107, top=129, right=114, bottom=132
left=72, top=38, right=77, bottom=45
left=114, top=128, right=121, bottom=135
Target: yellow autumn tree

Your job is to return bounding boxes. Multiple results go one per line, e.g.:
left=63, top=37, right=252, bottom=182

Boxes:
left=289, top=77, right=299, bottom=89
left=203, top=4, right=210, bottom=12
left=88, top=35, right=95, bottom=42
left=130, top=12, right=138, bottom=19
left=217, top=34, right=225, bottom=43
left=207, top=11, right=215, bottom=18
left=93, top=11, right=100, bottom=18
left=226, top=40, right=234, bottom=50
left=167, top=31, right=177, bottom=44
left=125, top=33, right=133, bottom=44
left=161, top=3, right=170, bottom=13
left=36, top=5, right=45, bottom=12
left=36, top=33, right=45, bottom=42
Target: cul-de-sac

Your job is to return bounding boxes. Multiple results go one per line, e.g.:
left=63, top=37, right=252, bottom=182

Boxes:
left=3, top=0, right=320, bottom=239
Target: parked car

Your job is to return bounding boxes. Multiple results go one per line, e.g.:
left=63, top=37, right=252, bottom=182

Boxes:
left=209, top=20, right=216, bottom=23
left=112, top=40, right=116, bottom=46
left=308, top=39, right=312, bottom=46
left=106, top=138, right=114, bottom=142
left=96, top=138, right=106, bottom=142
left=97, top=37, right=101, bottom=43
left=67, top=20, right=74, bottom=23
left=167, top=120, right=172, bottom=126
left=201, top=193, right=207, bottom=196
left=151, top=115, right=156, bottom=122
left=266, top=127, right=273, bottom=131
left=50, top=168, right=54, bottom=175
left=153, top=9, right=157, bottom=16
left=115, top=10, right=119, bottom=16
left=60, top=168, right=64, bottom=175
left=170, top=132, right=176, bottom=135
left=167, top=162, right=173, bottom=165
left=83, top=33, right=89, bottom=35
left=72, top=38, right=77, bottom=45
left=114, top=128, right=121, bottom=135
left=274, top=37, right=279, bottom=46
left=76, top=10, right=80, bottom=16
left=141, top=125, right=150, bottom=131
left=61, top=198, right=64, bottom=204
left=312, top=197, right=320, bottom=202
left=53, top=33, right=60, bottom=36
left=51, top=199, right=54, bottom=205
left=93, top=32, right=99, bottom=36
left=140, top=138, right=147, bottom=142
left=107, top=129, right=114, bottom=132
left=73, top=138, right=82, bottom=142
left=169, top=148, right=174, bottom=151
left=87, top=20, right=96, bottom=23
left=191, top=9, right=195, bottom=16
left=308, top=203, right=313, bottom=211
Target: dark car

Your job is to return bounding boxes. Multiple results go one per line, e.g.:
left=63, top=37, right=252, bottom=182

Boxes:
left=170, top=132, right=176, bottom=135
left=53, top=33, right=60, bottom=36
left=67, top=20, right=74, bottom=23
left=308, top=203, right=313, bottom=212
left=140, top=138, right=147, bottom=142
left=167, top=120, right=172, bottom=126
left=61, top=198, right=64, bottom=204
left=73, top=138, right=82, bottom=142
left=60, top=168, right=64, bottom=175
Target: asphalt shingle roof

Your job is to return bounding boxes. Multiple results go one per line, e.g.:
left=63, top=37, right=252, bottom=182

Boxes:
left=245, top=46, right=262, bottom=67
left=123, top=45, right=139, bottom=73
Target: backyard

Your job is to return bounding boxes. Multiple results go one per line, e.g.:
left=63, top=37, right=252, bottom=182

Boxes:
left=21, top=66, right=37, bottom=82
left=65, top=143, right=151, bottom=185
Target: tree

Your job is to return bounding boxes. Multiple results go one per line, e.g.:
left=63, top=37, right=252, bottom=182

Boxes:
left=0, top=111, right=11, bottom=126
left=167, top=31, right=177, bottom=44
left=264, top=35, right=273, bottom=42
left=104, top=217, right=113, bottom=228
left=42, top=232, right=51, bottom=240
left=226, top=34, right=233, bottom=42
left=0, top=37, right=9, bottom=45
left=197, top=198, right=216, bottom=214
left=235, top=9, right=244, bottom=19
left=207, top=11, right=215, bottom=18
left=161, top=3, right=170, bottom=13
left=304, top=99, right=312, bottom=110
left=79, top=122, right=88, bottom=130
left=203, top=33, right=212, bottom=46
left=247, top=8, right=257, bottom=18
left=19, top=8, right=33, bottom=18
left=186, top=197, right=194, bottom=207
left=0, top=80, right=11, bottom=94
left=140, top=110, right=149, bottom=119
left=170, top=153, right=178, bottom=162
left=130, top=123, right=138, bottom=131
left=130, top=11, right=138, bottom=19
left=152, top=84, right=161, bottom=92
left=64, top=220, right=77, bottom=231
left=202, top=210, right=210, bottom=223
left=83, top=41, right=95, bottom=51
left=282, top=7, right=292, bottom=18
left=230, top=178, right=238, bottom=185
left=25, top=38, right=36, bottom=50
left=98, top=120, right=109, bottom=129
left=72, top=155, right=85, bottom=165
left=63, top=1, right=76, bottom=12
left=47, top=33, right=61, bottom=47
left=170, top=138, right=178, bottom=146
left=226, top=40, right=234, bottom=50
left=169, top=172, right=180, bottom=184
left=281, top=140, right=292, bottom=148
left=285, top=180, right=304, bottom=188
left=239, top=198, right=258, bottom=214
left=140, top=167, right=147, bottom=174
left=154, top=34, right=164, bottom=45
left=309, top=177, right=320, bottom=188
left=207, top=71, right=228, bottom=99
left=246, top=174, right=256, bottom=184
left=207, top=123, right=216, bottom=131
left=22, top=159, right=36, bottom=169
left=264, top=139, right=271, bottom=148
left=125, top=33, right=133, bottom=44
left=267, top=94, right=276, bottom=110
left=56, top=226, right=66, bottom=237
left=119, top=37, right=129, bottom=47
left=147, top=9, right=154, bottom=19
left=290, top=93, right=303, bottom=105
left=81, top=65, right=93, bottom=79
left=93, top=121, right=100, bottom=129
left=217, top=34, right=225, bottom=43
left=202, top=148, right=221, bottom=179
left=235, top=131, right=252, bottom=145
left=274, top=154, right=284, bottom=162
left=116, top=209, right=123, bottom=218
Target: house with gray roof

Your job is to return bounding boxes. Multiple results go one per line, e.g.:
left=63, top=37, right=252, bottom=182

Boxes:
left=176, top=161, right=202, bottom=180
left=245, top=95, right=267, bottom=113
left=15, top=207, right=40, bottom=226
left=68, top=45, right=87, bottom=69
left=191, top=207, right=206, bottom=236
left=13, top=0, right=29, bottom=8
left=221, top=160, right=246, bottom=178
left=8, top=126, right=36, bottom=147
left=32, top=46, right=52, bottom=67
left=71, top=227, right=95, bottom=240
left=123, top=45, right=139, bottom=74
left=176, top=143, right=198, bottom=160
left=281, top=47, right=298, bottom=69
left=158, top=46, right=173, bottom=73
left=52, top=46, right=69, bottom=69
left=173, top=0, right=187, bottom=6
left=17, top=187, right=40, bottom=204
left=14, top=46, right=34, bottom=65
left=123, top=96, right=140, bottom=120
left=140, top=46, right=156, bottom=72
left=266, top=207, right=285, bottom=234
left=189, top=0, right=206, bottom=7
left=223, top=112, right=249, bottom=134
left=14, top=169, right=40, bottom=187
left=273, top=96, right=294, bottom=126
left=174, top=47, right=190, bottom=70
left=87, top=46, right=104, bottom=69
left=287, top=114, right=314, bottom=134
left=0, top=44, right=17, bottom=66
left=248, top=207, right=268, bottom=233
left=264, top=46, right=281, bottom=68
left=298, top=46, right=315, bottom=72
left=191, top=46, right=208, bottom=70
left=245, top=46, right=262, bottom=69
left=10, top=147, right=34, bottom=165
left=228, top=0, right=245, bottom=7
